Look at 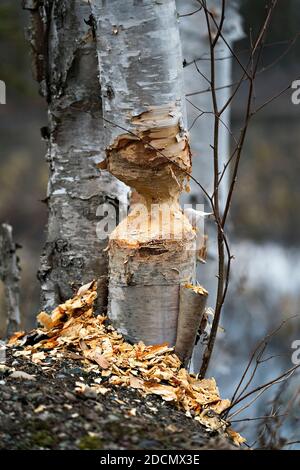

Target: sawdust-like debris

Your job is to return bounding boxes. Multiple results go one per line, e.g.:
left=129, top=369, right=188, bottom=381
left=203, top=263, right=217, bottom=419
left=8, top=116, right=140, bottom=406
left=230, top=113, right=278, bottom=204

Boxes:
left=8, top=280, right=245, bottom=447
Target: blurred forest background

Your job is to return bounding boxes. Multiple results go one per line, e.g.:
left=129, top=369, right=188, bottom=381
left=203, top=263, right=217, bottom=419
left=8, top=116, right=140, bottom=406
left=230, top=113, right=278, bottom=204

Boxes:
left=0, top=0, right=300, bottom=446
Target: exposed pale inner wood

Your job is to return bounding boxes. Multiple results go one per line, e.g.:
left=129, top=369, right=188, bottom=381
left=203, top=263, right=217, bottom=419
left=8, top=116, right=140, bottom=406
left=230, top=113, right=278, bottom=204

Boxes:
left=107, top=105, right=197, bottom=346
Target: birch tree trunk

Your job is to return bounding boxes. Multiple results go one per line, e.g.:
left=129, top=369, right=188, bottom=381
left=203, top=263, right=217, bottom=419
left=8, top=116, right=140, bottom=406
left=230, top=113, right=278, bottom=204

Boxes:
left=0, top=224, right=21, bottom=336
left=91, top=0, right=197, bottom=346
left=177, top=0, right=243, bottom=368
left=23, top=0, right=128, bottom=312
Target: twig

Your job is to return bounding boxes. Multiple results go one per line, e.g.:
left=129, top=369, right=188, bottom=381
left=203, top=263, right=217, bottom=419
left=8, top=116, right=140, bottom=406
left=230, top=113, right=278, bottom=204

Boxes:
left=223, top=365, right=299, bottom=417
left=179, top=6, right=202, bottom=18
left=229, top=316, right=299, bottom=409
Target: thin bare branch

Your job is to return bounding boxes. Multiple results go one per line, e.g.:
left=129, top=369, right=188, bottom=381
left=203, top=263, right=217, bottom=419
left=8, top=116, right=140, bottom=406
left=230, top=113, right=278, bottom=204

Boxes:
left=224, top=365, right=299, bottom=417
left=178, top=6, right=202, bottom=18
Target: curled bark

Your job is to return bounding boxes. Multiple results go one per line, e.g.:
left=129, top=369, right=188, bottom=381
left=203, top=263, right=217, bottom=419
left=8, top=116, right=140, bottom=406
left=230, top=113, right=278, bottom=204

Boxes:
left=0, top=224, right=21, bottom=337
left=175, top=284, right=208, bottom=367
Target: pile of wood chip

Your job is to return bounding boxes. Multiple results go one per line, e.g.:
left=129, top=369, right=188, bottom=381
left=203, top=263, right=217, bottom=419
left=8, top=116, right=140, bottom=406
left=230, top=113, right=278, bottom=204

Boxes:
left=8, top=281, right=245, bottom=446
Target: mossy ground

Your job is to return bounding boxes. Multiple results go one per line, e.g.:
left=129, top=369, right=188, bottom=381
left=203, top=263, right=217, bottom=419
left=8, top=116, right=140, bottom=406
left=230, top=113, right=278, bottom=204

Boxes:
left=0, top=348, right=234, bottom=450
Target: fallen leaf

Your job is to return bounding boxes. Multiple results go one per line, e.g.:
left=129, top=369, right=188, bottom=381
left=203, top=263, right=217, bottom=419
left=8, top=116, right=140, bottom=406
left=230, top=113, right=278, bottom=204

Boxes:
left=210, top=399, right=231, bottom=414
left=143, top=383, right=178, bottom=402
left=126, top=408, right=137, bottom=417
left=32, top=351, right=46, bottom=363
left=166, top=424, right=179, bottom=433
left=93, top=352, right=110, bottom=369
left=34, top=405, right=46, bottom=414
left=37, top=312, right=54, bottom=329
left=79, top=339, right=89, bottom=351
left=77, top=280, right=96, bottom=296
left=13, top=350, right=31, bottom=358
left=129, top=376, right=144, bottom=389
left=8, top=331, right=25, bottom=345
left=227, top=428, right=247, bottom=446
left=95, top=385, right=109, bottom=396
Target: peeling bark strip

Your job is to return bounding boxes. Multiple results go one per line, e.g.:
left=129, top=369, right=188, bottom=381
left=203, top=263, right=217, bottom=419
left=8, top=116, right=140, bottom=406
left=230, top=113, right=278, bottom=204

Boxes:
left=23, top=0, right=128, bottom=312
left=91, top=0, right=197, bottom=345
left=0, top=224, right=21, bottom=336
left=175, top=284, right=208, bottom=366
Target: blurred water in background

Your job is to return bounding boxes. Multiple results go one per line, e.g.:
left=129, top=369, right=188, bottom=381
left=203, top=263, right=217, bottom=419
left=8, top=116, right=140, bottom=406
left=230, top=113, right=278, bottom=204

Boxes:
left=0, top=0, right=299, bottom=448
left=210, top=116, right=300, bottom=446
left=212, top=240, right=300, bottom=423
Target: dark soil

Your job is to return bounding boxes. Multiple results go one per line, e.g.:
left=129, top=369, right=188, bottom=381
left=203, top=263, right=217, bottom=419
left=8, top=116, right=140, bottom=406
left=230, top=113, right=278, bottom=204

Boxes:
left=0, top=348, right=235, bottom=450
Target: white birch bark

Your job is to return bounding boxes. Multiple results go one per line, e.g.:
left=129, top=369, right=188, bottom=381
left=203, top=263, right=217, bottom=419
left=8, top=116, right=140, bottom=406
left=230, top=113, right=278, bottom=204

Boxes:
left=23, top=0, right=128, bottom=312
left=91, top=0, right=197, bottom=346
left=177, top=0, right=243, bottom=368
